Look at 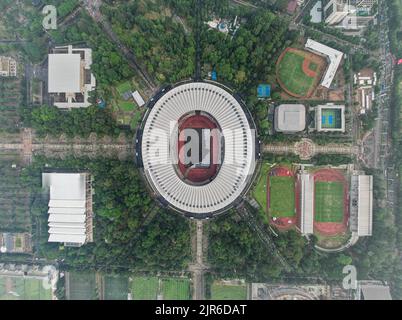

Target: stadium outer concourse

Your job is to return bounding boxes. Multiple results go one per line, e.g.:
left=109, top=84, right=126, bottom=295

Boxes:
left=139, top=81, right=257, bottom=219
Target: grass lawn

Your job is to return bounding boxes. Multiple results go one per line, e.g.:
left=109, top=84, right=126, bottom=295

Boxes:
left=131, top=276, right=159, bottom=300
left=161, top=278, right=190, bottom=300
left=252, top=163, right=271, bottom=213
left=314, top=181, right=344, bottom=222
left=269, top=176, right=295, bottom=218
left=277, top=51, right=315, bottom=96
left=118, top=100, right=135, bottom=112
left=210, top=283, right=247, bottom=300
left=116, top=81, right=132, bottom=95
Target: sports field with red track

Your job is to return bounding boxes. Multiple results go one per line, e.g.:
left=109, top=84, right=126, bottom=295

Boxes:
left=313, top=169, right=349, bottom=236
left=267, top=166, right=297, bottom=231
left=177, top=114, right=220, bottom=184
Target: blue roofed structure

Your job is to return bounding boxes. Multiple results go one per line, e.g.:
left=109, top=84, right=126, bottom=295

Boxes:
left=257, top=84, right=271, bottom=98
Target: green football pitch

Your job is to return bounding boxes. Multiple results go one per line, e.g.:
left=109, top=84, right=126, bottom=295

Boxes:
left=0, top=277, right=52, bottom=300
left=161, top=278, right=191, bottom=300
left=314, top=181, right=344, bottom=222
left=277, top=51, right=315, bottom=97
left=210, top=283, right=247, bottom=300
left=269, top=176, right=295, bottom=218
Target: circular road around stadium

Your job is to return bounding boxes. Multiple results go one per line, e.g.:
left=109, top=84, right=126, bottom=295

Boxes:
left=141, top=82, right=256, bottom=217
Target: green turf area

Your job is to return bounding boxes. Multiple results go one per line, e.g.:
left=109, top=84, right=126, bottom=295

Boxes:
left=104, top=275, right=129, bottom=300
left=210, top=283, right=247, bottom=300
left=277, top=51, right=315, bottom=96
left=67, top=272, right=97, bottom=300
left=131, top=276, right=159, bottom=300
left=118, top=100, right=135, bottom=112
left=252, top=163, right=271, bottom=214
left=314, top=181, right=344, bottom=222
left=269, top=176, right=295, bottom=218
left=0, top=276, right=52, bottom=300
left=116, top=81, right=132, bottom=95
left=309, top=62, right=318, bottom=72
left=321, top=109, right=342, bottom=129
left=161, top=278, right=190, bottom=300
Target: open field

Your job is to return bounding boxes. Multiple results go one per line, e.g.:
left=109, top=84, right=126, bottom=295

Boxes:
left=131, top=276, right=159, bottom=300
left=0, top=276, right=52, bottom=300
left=161, top=278, right=191, bottom=300
left=210, top=282, right=247, bottom=300
left=276, top=48, right=325, bottom=98
left=314, top=181, right=344, bottom=223
left=268, top=176, right=295, bottom=218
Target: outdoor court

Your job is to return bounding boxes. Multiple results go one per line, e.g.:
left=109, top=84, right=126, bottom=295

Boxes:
left=321, top=109, right=342, bottom=129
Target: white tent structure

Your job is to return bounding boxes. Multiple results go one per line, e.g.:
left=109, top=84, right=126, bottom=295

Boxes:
left=42, top=173, right=93, bottom=246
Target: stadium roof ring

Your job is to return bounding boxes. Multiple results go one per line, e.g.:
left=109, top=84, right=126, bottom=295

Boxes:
left=140, top=81, right=257, bottom=217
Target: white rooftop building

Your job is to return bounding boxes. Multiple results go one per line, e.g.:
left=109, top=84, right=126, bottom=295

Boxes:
left=305, top=39, right=344, bottom=89
left=42, top=172, right=94, bottom=246
left=323, top=0, right=351, bottom=25
left=141, top=82, right=256, bottom=217
left=274, top=104, right=306, bottom=133
left=356, top=175, right=373, bottom=236
left=299, top=172, right=314, bottom=235
left=48, top=45, right=96, bottom=109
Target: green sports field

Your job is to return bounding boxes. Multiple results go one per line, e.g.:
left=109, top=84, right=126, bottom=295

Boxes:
left=0, top=276, right=52, bottom=300
left=277, top=51, right=315, bottom=97
left=269, top=176, right=295, bottom=218
left=210, top=283, right=247, bottom=300
left=67, top=272, right=97, bottom=300
left=104, top=275, right=129, bottom=300
left=131, top=276, right=159, bottom=300
left=252, top=163, right=271, bottom=214
left=314, top=181, right=344, bottom=222
left=161, top=278, right=191, bottom=300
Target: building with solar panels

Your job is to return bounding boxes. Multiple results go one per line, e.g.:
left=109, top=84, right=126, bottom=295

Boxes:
left=138, top=81, right=257, bottom=219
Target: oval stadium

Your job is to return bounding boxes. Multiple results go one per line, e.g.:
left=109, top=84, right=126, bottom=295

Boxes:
left=138, top=82, right=257, bottom=218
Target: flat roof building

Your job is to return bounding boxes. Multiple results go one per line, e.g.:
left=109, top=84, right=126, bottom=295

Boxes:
left=305, top=39, right=344, bottom=89
left=274, top=104, right=306, bottom=133
left=323, top=0, right=350, bottom=25
left=315, top=104, right=345, bottom=132
left=42, top=172, right=94, bottom=247
left=356, top=175, right=373, bottom=236
left=356, top=281, right=392, bottom=300
left=48, top=45, right=96, bottom=109
left=0, top=56, right=17, bottom=77
left=299, top=172, right=314, bottom=235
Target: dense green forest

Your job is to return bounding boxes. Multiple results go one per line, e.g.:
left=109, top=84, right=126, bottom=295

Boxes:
left=29, top=105, right=121, bottom=138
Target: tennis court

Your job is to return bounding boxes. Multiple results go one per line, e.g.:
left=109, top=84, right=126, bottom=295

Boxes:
left=104, top=275, right=129, bottom=300
left=321, top=109, right=342, bottom=129
left=0, top=276, right=52, bottom=300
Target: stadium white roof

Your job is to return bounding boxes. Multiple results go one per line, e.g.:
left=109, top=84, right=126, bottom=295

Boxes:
left=275, top=104, right=306, bottom=133
left=357, top=175, right=373, bottom=236
left=42, top=173, right=88, bottom=245
left=48, top=54, right=81, bottom=93
left=299, top=172, right=314, bottom=235
left=305, top=38, right=344, bottom=88
left=141, top=82, right=255, bottom=215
